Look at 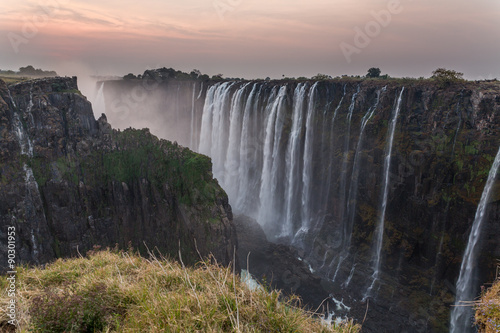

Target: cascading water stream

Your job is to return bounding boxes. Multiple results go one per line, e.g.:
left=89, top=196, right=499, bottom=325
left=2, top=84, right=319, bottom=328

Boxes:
left=332, top=87, right=386, bottom=282
left=450, top=145, right=500, bottom=333
left=190, top=82, right=196, bottom=148
left=338, top=86, right=360, bottom=231
left=294, top=82, right=319, bottom=243
left=315, top=85, right=346, bottom=247
left=282, top=83, right=308, bottom=238
left=94, top=82, right=106, bottom=115
left=258, top=86, right=287, bottom=229
left=328, top=85, right=359, bottom=274
left=235, top=84, right=260, bottom=212
left=365, top=87, right=404, bottom=299
left=224, top=83, right=252, bottom=202
left=7, top=85, right=44, bottom=261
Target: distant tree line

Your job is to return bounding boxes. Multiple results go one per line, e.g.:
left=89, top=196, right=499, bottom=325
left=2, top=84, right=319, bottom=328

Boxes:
left=123, top=68, right=230, bottom=82
left=120, top=66, right=487, bottom=84
left=0, top=65, right=57, bottom=77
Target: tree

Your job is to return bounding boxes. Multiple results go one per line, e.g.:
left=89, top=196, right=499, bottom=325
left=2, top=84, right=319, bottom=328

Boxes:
left=311, top=73, right=332, bottom=80
left=19, top=65, right=37, bottom=75
left=123, top=73, right=137, bottom=80
left=190, top=69, right=202, bottom=79
left=212, top=74, right=224, bottom=81
left=431, top=68, right=464, bottom=87
left=366, top=67, right=381, bottom=78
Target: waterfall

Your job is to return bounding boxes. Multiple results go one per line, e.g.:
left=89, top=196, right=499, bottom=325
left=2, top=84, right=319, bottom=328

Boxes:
left=282, top=83, right=308, bottom=238
left=295, top=82, right=319, bottom=242
left=198, top=82, right=234, bottom=175
left=235, top=83, right=261, bottom=212
left=345, top=87, right=385, bottom=249
left=319, top=85, right=346, bottom=235
left=450, top=146, right=500, bottom=333
left=224, top=83, right=252, bottom=204
left=24, top=164, right=43, bottom=261
left=258, top=86, right=287, bottom=229
left=266, top=87, right=288, bottom=234
left=333, top=87, right=386, bottom=282
left=94, top=82, right=106, bottom=115
left=338, top=86, right=360, bottom=235
left=365, top=87, right=404, bottom=298
left=190, top=82, right=196, bottom=148
left=329, top=85, right=359, bottom=274
left=10, top=87, right=34, bottom=157
left=8, top=85, right=44, bottom=261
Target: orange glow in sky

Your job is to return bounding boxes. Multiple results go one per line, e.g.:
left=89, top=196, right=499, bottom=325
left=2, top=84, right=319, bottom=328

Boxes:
left=1, top=0, right=499, bottom=79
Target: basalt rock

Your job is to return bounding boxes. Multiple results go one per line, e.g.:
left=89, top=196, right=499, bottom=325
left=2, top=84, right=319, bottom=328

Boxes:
left=102, top=77, right=500, bottom=332
left=0, top=77, right=237, bottom=270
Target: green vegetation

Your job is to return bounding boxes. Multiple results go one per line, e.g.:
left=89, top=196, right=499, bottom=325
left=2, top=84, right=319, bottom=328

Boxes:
left=0, top=66, right=57, bottom=78
left=366, top=67, right=381, bottom=78
left=0, top=76, right=30, bottom=84
left=123, top=73, right=138, bottom=80
left=28, top=128, right=219, bottom=206
left=431, top=68, right=464, bottom=87
left=0, top=250, right=360, bottom=332
left=475, top=267, right=500, bottom=332
left=311, top=73, right=333, bottom=80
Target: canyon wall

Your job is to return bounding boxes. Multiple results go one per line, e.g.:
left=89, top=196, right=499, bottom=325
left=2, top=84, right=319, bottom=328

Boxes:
left=102, top=75, right=500, bottom=332
left=0, top=77, right=237, bottom=269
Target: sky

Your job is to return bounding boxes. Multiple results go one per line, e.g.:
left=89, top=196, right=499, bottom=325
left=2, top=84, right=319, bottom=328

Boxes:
left=1, top=0, right=499, bottom=81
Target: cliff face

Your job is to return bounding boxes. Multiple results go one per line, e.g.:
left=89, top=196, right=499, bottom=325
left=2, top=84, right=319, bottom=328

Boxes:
left=0, top=77, right=237, bottom=268
left=102, top=77, right=500, bottom=332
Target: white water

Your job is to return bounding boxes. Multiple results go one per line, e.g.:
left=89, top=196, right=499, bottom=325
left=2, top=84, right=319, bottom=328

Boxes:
left=9, top=86, right=34, bottom=157
left=332, top=87, right=385, bottom=281
left=365, top=87, right=404, bottom=298
left=318, top=84, right=346, bottom=238
left=295, top=82, right=318, bottom=242
left=10, top=84, right=44, bottom=261
left=450, top=145, right=500, bottom=333
left=345, top=87, right=385, bottom=247
left=282, top=83, right=308, bottom=238
left=190, top=82, right=196, bottom=148
left=94, top=82, right=106, bottom=115
left=235, top=83, right=259, bottom=212
left=224, top=83, right=252, bottom=203
left=329, top=85, right=359, bottom=276
left=258, top=86, right=287, bottom=229
left=338, top=86, right=360, bottom=238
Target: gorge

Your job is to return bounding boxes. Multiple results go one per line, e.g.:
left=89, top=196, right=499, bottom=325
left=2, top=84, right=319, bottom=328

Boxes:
left=101, top=71, right=500, bottom=332
left=1, top=73, right=499, bottom=332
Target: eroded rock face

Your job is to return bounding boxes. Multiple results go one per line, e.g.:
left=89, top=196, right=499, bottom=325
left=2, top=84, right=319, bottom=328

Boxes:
left=0, top=77, right=237, bottom=269
left=101, top=77, right=500, bottom=332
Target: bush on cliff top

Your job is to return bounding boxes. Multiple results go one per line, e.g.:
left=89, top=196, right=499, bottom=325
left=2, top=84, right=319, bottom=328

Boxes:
left=0, top=249, right=360, bottom=333
left=475, top=268, right=500, bottom=332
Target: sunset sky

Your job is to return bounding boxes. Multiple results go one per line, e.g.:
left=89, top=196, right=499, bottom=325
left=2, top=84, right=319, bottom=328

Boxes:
left=1, top=0, right=499, bottom=80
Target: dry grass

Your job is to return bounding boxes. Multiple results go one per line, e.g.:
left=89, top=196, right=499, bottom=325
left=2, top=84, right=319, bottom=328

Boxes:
left=0, top=75, right=30, bottom=84
left=0, top=249, right=360, bottom=332
left=475, top=265, right=500, bottom=333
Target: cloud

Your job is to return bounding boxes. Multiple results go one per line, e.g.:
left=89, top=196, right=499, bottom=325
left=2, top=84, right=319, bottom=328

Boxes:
left=0, top=0, right=499, bottom=79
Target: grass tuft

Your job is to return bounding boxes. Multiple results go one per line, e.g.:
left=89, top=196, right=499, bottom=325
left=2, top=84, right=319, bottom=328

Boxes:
left=1, top=249, right=360, bottom=332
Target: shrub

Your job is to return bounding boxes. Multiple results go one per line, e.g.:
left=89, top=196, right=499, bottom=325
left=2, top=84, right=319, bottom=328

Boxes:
left=366, top=67, right=381, bottom=78
left=475, top=269, right=500, bottom=332
left=431, top=68, right=464, bottom=87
